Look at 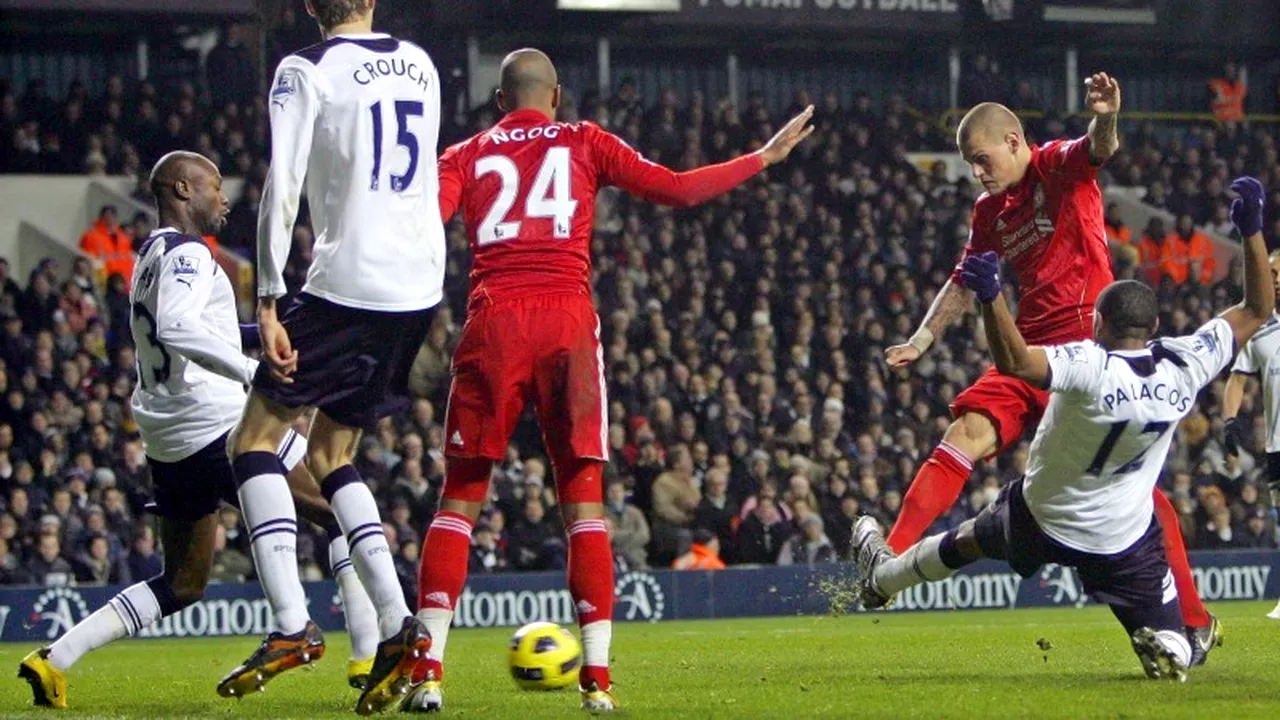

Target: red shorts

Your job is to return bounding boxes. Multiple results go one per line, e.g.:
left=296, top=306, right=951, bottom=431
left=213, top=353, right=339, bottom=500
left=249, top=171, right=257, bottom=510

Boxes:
left=950, top=366, right=1050, bottom=457
left=444, top=293, right=607, bottom=464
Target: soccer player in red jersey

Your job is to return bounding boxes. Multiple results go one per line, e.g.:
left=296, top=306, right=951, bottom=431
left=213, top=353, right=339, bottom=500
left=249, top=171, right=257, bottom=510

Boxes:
left=405, top=49, right=813, bottom=712
left=885, top=74, right=1219, bottom=660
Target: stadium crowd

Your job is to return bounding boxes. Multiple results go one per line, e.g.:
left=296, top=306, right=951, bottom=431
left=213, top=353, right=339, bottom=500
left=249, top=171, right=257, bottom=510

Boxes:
left=1, top=61, right=1279, bottom=591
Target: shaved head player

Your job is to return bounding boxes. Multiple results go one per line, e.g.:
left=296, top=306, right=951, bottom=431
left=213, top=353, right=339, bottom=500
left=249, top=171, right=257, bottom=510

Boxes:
left=404, top=48, right=813, bottom=713
left=882, top=74, right=1221, bottom=663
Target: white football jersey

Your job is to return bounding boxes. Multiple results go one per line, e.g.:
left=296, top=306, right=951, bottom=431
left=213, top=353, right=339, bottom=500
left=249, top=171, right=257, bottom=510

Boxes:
left=1230, top=314, right=1280, bottom=452
left=1025, top=317, right=1235, bottom=554
left=259, top=33, right=445, bottom=312
left=130, top=229, right=258, bottom=463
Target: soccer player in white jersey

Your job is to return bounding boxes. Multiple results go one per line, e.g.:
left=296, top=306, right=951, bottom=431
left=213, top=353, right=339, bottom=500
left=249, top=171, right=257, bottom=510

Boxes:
left=225, top=1, right=445, bottom=713
left=1221, top=252, right=1280, bottom=619
left=16, top=151, right=377, bottom=709
left=852, top=176, right=1270, bottom=681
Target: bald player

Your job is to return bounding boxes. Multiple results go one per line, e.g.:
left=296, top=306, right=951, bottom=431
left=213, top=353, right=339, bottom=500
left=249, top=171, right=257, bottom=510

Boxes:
left=17, top=151, right=377, bottom=707
left=405, top=48, right=812, bottom=713
left=881, top=75, right=1221, bottom=660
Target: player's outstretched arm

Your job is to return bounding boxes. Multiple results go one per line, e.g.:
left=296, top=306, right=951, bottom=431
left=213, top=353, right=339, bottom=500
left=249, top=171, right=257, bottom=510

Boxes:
left=963, top=251, right=1051, bottom=388
left=597, top=106, right=814, bottom=209
left=1085, top=72, right=1121, bottom=163
left=886, top=278, right=971, bottom=368
left=1218, top=177, right=1273, bottom=348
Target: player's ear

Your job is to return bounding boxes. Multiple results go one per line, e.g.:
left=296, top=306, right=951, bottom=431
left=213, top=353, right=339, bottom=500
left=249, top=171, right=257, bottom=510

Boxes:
left=552, top=85, right=562, bottom=111
left=495, top=88, right=508, bottom=113
left=1005, top=130, right=1020, bottom=155
left=303, top=0, right=316, bottom=19
left=173, top=179, right=192, bottom=201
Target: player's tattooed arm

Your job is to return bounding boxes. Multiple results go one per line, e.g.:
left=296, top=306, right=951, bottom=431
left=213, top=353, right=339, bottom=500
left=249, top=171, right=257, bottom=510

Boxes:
left=1085, top=72, right=1121, bottom=162
left=887, top=279, right=971, bottom=368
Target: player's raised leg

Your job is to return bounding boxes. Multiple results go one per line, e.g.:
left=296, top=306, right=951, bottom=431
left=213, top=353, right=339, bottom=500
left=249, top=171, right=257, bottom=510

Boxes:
left=22, top=511, right=217, bottom=708
left=219, top=397, right=321, bottom=698
left=887, top=408, right=998, bottom=553
left=288, top=458, right=379, bottom=688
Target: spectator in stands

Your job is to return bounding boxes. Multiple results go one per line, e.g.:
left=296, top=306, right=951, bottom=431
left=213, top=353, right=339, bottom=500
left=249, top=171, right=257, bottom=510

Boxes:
left=0, top=257, right=22, bottom=313
left=736, top=497, right=790, bottom=565
left=0, top=535, right=27, bottom=584
left=125, top=524, right=161, bottom=581
left=1161, top=213, right=1216, bottom=286
left=1209, top=61, right=1247, bottom=123
left=210, top=523, right=253, bottom=583
left=29, top=532, right=74, bottom=587
left=604, top=478, right=650, bottom=570
left=469, top=521, right=506, bottom=574
left=1137, top=217, right=1168, bottom=286
left=959, top=53, right=1005, bottom=106
left=777, top=513, right=837, bottom=567
left=73, top=533, right=125, bottom=585
left=507, top=495, right=563, bottom=571
left=651, top=445, right=701, bottom=565
left=672, top=528, right=726, bottom=571
left=1237, top=508, right=1276, bottom=549
left=79, top=206, right=135, bottom=286
left=693, top=468, right=738, bottom=564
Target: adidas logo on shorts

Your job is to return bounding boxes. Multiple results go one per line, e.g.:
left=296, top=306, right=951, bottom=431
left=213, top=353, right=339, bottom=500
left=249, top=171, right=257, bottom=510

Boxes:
left=450, top=431, right=464, bottom=447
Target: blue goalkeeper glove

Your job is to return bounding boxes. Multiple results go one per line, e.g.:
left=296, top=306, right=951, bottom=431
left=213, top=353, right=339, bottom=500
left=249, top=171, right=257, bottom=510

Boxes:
left=1230, top=176, right=1265, bottom=238
left=959, top=251, right=1002, bottom=304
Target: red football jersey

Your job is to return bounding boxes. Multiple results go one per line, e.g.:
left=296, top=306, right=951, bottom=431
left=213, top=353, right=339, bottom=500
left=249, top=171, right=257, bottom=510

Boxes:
left=439, top=108, right=763, bottom=309
left=952, top=136, right=1114, bottom=346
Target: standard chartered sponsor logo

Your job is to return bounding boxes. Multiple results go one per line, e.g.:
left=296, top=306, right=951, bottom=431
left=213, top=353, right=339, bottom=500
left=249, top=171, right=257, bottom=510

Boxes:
left=137, top=598, right=275, bottom=638
left=1192, top=565, right=1271, bottom=601
left=452, top=587, right=576, bottom=628
left=883, top=572, right=1023, bottom=611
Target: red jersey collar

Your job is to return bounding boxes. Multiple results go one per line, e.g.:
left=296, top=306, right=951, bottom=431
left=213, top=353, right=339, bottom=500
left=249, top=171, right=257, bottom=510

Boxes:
left=500, top=108, right=554, bottom=125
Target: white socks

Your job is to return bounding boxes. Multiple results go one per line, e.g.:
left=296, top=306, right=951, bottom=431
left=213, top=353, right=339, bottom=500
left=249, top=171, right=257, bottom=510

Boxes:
left=234, top=452, right=310, bottom=635
left=873, top=534, right=955, bottom=597
left=330, top=534, right=379, bottom=660
left=326, top=478, right=410, bottom=639
left=47, top=581, right=161, bottom=671
left=416, top=607, right=453, bottom=666
left=580, top=620, right=612, bottom=669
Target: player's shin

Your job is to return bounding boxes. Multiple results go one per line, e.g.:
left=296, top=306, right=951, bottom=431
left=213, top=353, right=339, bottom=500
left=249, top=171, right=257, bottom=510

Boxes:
left=887, top=441, right=974, bottom=553
left=560, top=461, right=614, bottom=691
left=1151, top=490, right=1211, bottom=628
left=328, top=526, right=379, bottom=663
left=873, top=531, right=967, bottom=597
left=46, top=576, right=181, bottom=671
left=233, top=452, right=310, bottom=634
left=415, top=458, right=491, bottom=680
left=321, top=465, right=410, bottom=639
left=414, top=510, right=475, bottom=677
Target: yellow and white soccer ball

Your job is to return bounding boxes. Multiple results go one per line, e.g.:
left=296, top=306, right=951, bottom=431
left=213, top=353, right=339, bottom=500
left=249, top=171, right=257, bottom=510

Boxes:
left=507, top=622, right=582, bottom=691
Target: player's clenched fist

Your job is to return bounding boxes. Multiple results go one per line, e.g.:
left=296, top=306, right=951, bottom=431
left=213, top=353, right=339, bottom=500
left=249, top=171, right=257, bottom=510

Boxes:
left=258, top=316, right=297, bottom=383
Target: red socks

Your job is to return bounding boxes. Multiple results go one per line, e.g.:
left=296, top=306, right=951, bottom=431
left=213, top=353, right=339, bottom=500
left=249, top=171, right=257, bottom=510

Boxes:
left=1152, top=488, right=1210, bottom=628
left=888, top=442, right=974, bottom=554
left=566, top=517, right=614, bottom=689
left=417, top=510, right=473, bottom=613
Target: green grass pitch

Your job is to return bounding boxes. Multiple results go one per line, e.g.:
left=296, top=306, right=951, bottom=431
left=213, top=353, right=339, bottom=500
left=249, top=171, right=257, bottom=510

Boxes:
left=2, top=602, right=1278, bottom=718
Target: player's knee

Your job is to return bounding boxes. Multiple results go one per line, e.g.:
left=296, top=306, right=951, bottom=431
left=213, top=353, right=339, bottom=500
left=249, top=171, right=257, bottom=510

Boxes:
left=440, top=456, right=493, bottom=505
left=148, top=574, right=201, bottom=615
left=945, top=413, right=997, bottom=458
left=561, top=501, right=605, bottom=526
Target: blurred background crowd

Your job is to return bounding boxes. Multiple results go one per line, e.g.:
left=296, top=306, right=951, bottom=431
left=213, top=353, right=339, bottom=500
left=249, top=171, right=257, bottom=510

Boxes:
left=2, top=15, right=1279, bottom=595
